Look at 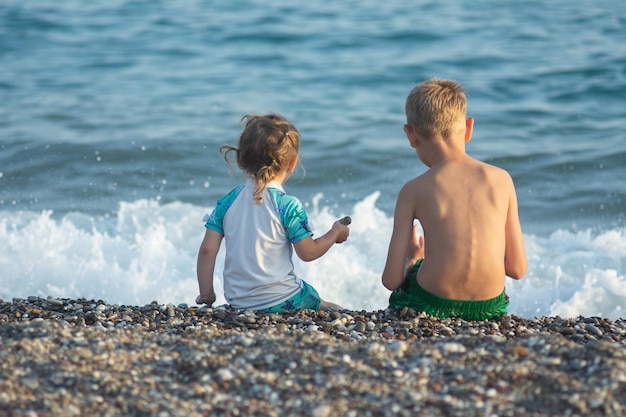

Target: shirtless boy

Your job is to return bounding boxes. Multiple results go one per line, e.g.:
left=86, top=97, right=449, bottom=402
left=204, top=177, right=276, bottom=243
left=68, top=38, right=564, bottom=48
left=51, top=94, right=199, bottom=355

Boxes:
left=382, top=78, right=527, bottom=321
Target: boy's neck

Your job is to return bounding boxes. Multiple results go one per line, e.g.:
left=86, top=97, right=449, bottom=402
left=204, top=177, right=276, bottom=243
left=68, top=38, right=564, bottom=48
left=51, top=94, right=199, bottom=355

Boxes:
left=421, top=137, right=468, bottom=168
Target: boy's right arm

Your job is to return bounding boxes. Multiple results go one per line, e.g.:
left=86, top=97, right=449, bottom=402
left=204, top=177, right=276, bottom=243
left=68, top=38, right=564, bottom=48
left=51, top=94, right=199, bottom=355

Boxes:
left=196, top=228, right=223, bottom=305
left=382, top=184, right=416, bottom=291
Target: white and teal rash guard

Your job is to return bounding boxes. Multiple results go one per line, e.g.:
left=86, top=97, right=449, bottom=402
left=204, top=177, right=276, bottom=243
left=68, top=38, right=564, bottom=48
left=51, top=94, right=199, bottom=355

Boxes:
left=204, top=179, right=314, bottom=310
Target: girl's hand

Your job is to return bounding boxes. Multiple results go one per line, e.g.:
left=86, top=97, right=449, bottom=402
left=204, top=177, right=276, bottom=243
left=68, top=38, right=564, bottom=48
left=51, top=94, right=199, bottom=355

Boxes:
left=332, top=220, right=350, bottom=243
left=196, top=292, right=216, bottom=306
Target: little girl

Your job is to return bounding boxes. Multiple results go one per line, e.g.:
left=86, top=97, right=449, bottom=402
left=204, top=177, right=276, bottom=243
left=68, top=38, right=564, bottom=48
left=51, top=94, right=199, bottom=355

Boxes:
left=196, top=113, right=349, bottom=312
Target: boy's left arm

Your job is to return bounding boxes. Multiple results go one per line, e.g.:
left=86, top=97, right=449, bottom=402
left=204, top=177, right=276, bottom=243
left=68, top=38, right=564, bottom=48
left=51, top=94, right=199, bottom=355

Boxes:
left=504, top=180, right=527, bottom=279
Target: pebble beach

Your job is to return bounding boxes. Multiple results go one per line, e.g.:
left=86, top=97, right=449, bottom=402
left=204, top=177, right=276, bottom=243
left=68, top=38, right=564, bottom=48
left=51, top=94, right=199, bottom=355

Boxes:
left=1, top=297, right=625, bottom=417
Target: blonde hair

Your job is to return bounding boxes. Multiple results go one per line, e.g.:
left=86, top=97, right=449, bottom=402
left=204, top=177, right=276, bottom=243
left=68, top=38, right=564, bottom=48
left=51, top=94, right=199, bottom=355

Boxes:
left=405, top=78, right=467, bottom=140
left=221, top=113, right=300, bottom=204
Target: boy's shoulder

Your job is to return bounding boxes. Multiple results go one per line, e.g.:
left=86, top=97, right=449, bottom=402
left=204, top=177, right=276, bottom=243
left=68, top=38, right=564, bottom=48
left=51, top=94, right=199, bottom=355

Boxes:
left=402, top=158, right=513, bottom=192
left=456, top=156, right=512, bottom=180
left=468, top=160, right=516, bottom=197
left=478, top=159, right=514, bottom=181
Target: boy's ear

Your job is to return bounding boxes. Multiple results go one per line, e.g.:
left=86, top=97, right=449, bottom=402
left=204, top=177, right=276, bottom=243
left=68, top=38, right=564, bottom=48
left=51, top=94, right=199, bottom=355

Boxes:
left=464, top=117, right=474, bottom=143
left=404, top=124, right=419, bottom=148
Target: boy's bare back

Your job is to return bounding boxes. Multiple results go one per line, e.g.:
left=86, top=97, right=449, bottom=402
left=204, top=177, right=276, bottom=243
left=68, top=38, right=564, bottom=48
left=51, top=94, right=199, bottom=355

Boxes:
left=382, top=78, right=527, bottom=302
left=395, top=156, right=524, bottom=299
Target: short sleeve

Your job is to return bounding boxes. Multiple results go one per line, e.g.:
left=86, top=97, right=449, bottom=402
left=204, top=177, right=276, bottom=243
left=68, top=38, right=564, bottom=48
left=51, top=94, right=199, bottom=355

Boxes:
left=204, top=184, right=244, bottom=234
left=268, top=188, right=313, bottom=243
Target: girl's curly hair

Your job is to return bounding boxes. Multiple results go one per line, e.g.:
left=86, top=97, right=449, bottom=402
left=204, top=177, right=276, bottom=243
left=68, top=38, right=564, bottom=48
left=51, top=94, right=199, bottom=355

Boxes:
left=220, top=113, right=300, bottom=204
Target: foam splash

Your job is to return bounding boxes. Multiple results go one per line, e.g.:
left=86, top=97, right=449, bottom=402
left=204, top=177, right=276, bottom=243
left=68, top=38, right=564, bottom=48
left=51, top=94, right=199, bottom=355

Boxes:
left=507, top=228, right=626, bottom=319
left=1, top=194, right=625, bottom=319
left=0, top=201, right=201, bottom=306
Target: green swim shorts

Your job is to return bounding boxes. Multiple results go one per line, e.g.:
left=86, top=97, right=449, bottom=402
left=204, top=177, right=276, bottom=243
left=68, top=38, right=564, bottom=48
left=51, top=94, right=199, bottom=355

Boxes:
left=388, top=259, right=510, bottom=321
left=256, top=280, right=321, bottom=313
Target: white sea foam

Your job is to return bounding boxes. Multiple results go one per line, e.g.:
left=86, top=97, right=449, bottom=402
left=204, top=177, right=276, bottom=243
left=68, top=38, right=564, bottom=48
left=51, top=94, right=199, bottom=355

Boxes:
left=1, top=193, right=625, bottom=319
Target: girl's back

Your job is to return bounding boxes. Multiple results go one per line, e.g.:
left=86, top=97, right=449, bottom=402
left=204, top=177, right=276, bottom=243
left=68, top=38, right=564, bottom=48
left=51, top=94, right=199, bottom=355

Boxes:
left=210, top=179, right=311, bottom=309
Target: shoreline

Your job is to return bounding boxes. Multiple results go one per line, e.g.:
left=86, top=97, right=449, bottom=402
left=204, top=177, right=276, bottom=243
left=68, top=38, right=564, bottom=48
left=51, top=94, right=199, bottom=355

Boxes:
left=1, top=297, right=625, bottom=416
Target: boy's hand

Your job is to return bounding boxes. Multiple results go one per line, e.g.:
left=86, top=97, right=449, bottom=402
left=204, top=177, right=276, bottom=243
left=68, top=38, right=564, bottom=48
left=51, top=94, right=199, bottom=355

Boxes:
left=403, top=225, right=424, bottom=275
left=196, top=292, right=216, bottom=306
left=408, top=224, right=425, bottom=262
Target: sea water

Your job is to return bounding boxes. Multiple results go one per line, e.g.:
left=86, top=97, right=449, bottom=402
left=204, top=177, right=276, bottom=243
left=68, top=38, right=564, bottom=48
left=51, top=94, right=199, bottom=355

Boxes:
left=1, top=1, right=625, bottom=318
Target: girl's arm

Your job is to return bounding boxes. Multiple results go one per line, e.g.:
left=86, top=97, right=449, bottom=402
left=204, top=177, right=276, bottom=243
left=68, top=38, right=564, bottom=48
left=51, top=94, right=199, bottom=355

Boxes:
left=293, top=221, right=349, bottom=262
left=196, top=228, right=223, bottom=305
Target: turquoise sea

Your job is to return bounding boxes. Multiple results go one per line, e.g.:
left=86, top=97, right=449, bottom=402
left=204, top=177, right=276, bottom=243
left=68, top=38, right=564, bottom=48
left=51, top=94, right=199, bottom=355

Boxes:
left=1, top=1, right=625, bottom=318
